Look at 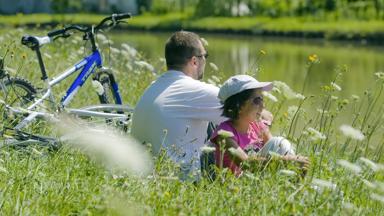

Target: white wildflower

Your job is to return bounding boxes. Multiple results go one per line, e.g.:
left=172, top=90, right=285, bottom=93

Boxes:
left=339, top=124, right=365, bottom=141
left=371, top=193, right=384, bottom=203
left=359, top=157, right=379, bottom=172
left=306, top=127, right=326, bottom=141
left=121, top=43, right=137, bottom=57
left=287, top=106, right=299, bottom=119
left=263, top=91, right=278, bottom=102
left=5, top=66, right=16, bottom=74
left=201, top=146, right=216, bottom=153
left=209, top=62, right=219, bottom=71
left=200, top=38, right=209, bottom=46
left=342, top=202, right=357, bottom=214
left=272, top=87, right=281, bottom=94
left=43, top=53, right=52, bottom=59
left=317, top=109, right=329, bottom=114
left=71, top=39, right=78, bottom=44
left=243, top=172, right=257, bottom=180
left=68, top=54, right=76, bottom=62
left=0, top=166, right=7, bottom=173
left=57, top=117, right=153, bottom=176
left=377, top=164, right=384, bottom=171
left=362, top=179, right=376, bottom=189
left=351, top=94, right=360, bottom=101
left=211, top=75, right=221, bottom=83
left=374, top=72, right=384, bottom=80
left=337, top=159, right=362, bottom=174
left=273, top=81, right=300, bottom=100
left=228, top=147, right=244, bottom=159
left=228, top=147, right=237, bottom=155
left=217, top=129, right=234, bottom=138
left=125, top=63, right=133, bottom=72
left=74, top=36, right=82, bottom=42
left=110, top=47, right=120, bottom=55
left=278, top=169, right=296, bottom=176
left=295, top=93, right=305, bottom=100
left=374, top=181, right=384, bottom=192
left=120, top=50, right=129, bottom=59
left=31, top=147, right=43, bottom=156
left=76, top=49, right=84, bottom=55
left=269, top=151, right=281, bottom=158
left=135, top=61, right=154, bottom=72
left=96, top=34, right=108, bottom=44
left=312, top=178, right=337, bottom=191
left=159, top=57, right=166, bottom=64
left=207, top=78, right=217, bottom=86
left=331, top=82, right=342, bottom=91
left=331, top=95, right=338, bottom=100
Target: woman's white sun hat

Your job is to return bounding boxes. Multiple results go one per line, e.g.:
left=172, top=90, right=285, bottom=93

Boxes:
left=218, top=75, right=273, bottom=102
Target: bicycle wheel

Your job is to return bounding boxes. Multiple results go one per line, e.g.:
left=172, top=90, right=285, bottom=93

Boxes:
left=0, top=77, right=37, bottom=107
left=93, top=68, right=121, bottom=104
left=0, top=77, right=37, bottom=127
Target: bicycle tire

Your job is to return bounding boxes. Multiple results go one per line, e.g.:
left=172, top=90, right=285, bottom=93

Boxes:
left=0, top=77, right=37, bottom=107
left=94, top=68, right=120, bottom=104
left=0, top=77, right=37, bottom=127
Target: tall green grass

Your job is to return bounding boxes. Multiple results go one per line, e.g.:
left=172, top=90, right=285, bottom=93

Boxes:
left=1, top=28, right=384, bottom=215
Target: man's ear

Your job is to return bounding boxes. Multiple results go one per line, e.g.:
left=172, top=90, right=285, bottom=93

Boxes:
left=191, top=56, right=198, bottom=66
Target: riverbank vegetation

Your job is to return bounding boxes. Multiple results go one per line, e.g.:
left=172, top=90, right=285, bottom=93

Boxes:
left=0, top=13, right=383, bottom=43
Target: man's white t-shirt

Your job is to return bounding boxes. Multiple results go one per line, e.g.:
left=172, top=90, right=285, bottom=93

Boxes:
left=131, top=70, right=225, bottom=176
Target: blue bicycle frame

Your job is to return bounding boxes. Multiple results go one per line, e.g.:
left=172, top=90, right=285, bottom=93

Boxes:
left=61, top=50, right=122, bottom=106
left=27, top=50, right=122, bottom=110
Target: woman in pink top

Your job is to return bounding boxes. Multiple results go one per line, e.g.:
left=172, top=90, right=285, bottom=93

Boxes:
left=210, top=75, right=308, bottom=176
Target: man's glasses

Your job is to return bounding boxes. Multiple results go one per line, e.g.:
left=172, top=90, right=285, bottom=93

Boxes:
left=252, top=96, right=264, bottom=105
left=196, top=53, right=209, bottom=59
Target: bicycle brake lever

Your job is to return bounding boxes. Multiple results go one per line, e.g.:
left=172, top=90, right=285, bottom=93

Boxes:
left=62, top=33, right=71, bottom=38
left=52, top=36, right=60, bottom=41
left=53, top=33, right=71, bottom=41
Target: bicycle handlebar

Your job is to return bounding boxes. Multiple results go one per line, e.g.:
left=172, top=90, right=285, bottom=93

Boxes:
left=47, top=13, right=131, bottom=38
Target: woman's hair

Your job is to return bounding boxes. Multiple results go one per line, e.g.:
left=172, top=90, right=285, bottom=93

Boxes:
left=222, top=89, right=254, bottom=120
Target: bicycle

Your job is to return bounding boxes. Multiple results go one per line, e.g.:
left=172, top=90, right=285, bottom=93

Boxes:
left=0, top=13, right=134, bottom=147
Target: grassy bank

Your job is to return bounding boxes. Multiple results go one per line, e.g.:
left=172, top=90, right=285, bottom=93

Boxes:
left=1, top=13, right=384, bottom=43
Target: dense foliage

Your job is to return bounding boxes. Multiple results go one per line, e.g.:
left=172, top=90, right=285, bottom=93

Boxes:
left=149, top=0, right=384, bottom=20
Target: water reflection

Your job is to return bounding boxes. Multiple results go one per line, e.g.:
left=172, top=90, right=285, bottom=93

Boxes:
left=111, top=31, right=384, bottom=97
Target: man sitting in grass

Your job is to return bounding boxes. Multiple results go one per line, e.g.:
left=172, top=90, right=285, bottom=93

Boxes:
left=131, top=31, right=226, bottom=180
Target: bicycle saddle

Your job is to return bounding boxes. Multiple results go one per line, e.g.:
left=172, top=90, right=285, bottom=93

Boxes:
left=21, top=35, right=51, bottom=50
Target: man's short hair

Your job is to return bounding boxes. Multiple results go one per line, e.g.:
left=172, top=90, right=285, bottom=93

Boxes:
left=222, top=89, right=253, bottom=120
left=165, top=31, right=202, bottom=70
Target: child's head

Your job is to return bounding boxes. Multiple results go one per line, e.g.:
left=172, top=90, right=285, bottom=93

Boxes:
left=219, top=75, right=273, bottom=121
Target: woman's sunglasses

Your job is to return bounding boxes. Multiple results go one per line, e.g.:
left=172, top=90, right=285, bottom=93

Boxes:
left=252, top=96, right=264, bottom=105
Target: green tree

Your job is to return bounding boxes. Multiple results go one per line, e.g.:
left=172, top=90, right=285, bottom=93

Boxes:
left=138, top=0, right=152, bottom=14
left=51, top=0, right=82, bottom=13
